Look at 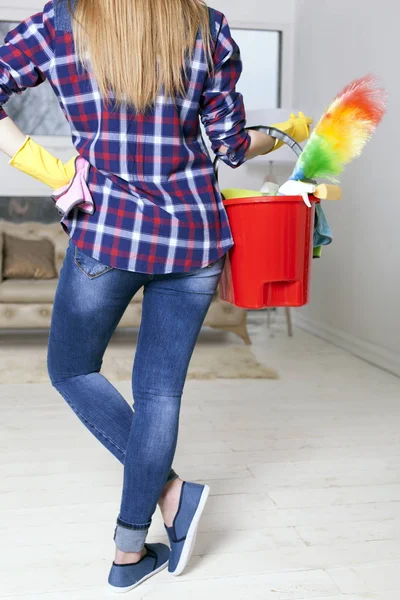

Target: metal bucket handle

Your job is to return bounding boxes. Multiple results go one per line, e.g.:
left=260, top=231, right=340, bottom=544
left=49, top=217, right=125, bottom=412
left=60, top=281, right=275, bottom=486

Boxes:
left=213, top=125, right=302, bottom=182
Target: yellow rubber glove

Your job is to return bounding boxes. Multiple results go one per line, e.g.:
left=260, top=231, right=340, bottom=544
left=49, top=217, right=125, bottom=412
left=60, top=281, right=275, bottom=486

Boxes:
left=262, top=112, right=313, bottom=154
left=9, top=136, right=76, bottom=189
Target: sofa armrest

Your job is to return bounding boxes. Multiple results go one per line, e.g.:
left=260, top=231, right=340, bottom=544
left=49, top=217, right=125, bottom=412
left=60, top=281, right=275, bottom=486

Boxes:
left=0, top=232, right=3, bottom=283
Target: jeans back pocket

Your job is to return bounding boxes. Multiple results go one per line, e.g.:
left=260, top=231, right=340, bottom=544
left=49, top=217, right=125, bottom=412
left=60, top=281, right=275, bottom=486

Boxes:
left=74, top=244, right=114, bottom=279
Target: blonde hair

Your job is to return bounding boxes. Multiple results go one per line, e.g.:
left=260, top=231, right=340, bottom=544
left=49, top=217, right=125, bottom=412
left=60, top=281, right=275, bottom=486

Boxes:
left=67, top=0, right=213, bottom=113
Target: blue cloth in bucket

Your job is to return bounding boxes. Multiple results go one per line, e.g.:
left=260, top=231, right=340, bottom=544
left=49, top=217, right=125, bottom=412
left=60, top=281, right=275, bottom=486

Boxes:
left=313, top=203, right=332, bottom=258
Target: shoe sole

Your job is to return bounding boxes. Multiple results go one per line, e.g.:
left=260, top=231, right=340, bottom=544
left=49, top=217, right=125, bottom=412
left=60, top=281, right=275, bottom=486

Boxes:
left=109, top=559, right=168, bottom=594
left=170, top=484, right=210, bottom=577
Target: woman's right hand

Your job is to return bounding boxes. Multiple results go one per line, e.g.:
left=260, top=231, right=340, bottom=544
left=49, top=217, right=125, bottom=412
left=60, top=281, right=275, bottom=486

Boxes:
left=243, top=112, right=313, bottom=159
left=269, top=112, right=313, bottom=151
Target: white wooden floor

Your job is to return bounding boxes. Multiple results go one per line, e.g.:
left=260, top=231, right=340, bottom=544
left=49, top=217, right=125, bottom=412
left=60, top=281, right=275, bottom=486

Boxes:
left=1, top=312, right=400, bottom=599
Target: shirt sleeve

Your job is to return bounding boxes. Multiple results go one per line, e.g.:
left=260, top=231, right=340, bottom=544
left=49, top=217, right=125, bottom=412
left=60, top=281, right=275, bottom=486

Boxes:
left=0, top=1, right=55, bottom=121
left=200, top=13, right=251, bottom=169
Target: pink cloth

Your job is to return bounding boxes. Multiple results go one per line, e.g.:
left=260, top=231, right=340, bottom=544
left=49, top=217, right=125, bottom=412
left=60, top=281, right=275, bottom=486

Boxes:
left=51, top=155, right=94, bottom=216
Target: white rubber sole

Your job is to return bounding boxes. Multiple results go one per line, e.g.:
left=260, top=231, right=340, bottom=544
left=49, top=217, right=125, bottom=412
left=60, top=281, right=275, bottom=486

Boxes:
left=170, top=484, right=210, bottom=577
left=109, top=560, right=168, bottom=594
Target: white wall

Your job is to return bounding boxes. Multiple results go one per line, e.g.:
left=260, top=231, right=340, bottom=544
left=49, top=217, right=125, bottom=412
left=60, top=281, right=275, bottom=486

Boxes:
left=0, top=1, right=40, bottom=21
left=293, top=0, right=400, bottom=375
left=211, top=0, right=295, bottom=24
left=3, top=0, right=296, bottom=22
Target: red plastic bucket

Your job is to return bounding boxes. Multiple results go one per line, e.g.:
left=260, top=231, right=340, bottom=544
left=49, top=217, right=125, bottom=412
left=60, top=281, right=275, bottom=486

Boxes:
left=219, top=194, right=319, bottom=309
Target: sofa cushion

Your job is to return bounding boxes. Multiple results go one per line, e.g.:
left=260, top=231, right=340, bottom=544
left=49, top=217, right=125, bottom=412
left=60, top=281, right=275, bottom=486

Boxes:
left=0, top=279, right=58, bottom=303
left=0, top=278, right=145, bottom=304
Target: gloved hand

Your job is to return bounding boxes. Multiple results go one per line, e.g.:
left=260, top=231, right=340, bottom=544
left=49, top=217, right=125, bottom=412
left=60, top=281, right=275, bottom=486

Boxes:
left=9, top=136, right=76, bottom=189
left=262, top=112, right=313, bottom=154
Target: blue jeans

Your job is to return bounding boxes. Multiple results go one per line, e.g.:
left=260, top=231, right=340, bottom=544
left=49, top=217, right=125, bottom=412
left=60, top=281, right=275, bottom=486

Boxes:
left=47, top=239, right=226, bottom=552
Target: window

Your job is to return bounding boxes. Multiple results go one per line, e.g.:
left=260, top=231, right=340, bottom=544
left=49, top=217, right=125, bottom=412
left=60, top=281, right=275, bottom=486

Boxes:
left=0, top=20, right=70, bottom=136
left=231, top=28, right=281, bottom=110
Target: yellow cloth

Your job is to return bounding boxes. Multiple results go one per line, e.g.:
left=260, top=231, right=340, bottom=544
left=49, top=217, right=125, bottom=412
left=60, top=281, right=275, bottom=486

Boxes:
left=221, top=188, right=264, bottom=199
left=9, top=136, right=76, bottom=189
left=262, top=112, right=313, bottom=154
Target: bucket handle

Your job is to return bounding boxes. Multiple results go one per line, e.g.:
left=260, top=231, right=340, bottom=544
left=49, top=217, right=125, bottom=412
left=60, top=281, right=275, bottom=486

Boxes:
left=212, top=125, right=303, bottom=182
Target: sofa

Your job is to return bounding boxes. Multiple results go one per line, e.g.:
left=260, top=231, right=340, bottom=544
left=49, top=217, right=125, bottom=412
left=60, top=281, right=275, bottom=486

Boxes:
left=0, top=220, right=250, bottom=343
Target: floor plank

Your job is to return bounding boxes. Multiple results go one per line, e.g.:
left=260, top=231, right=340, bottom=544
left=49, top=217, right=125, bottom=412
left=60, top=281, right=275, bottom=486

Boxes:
left=327, top=561, right=400, bottom=594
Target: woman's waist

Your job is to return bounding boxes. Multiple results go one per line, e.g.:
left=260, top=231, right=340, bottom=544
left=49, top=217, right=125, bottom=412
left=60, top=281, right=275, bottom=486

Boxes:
left=63, top=179, right=228, bottom=227
left=75, top=136, right=212, bottom=177
left=54, top=149, right=222, bottom=221
left=87, top=161, right=218, bottom=196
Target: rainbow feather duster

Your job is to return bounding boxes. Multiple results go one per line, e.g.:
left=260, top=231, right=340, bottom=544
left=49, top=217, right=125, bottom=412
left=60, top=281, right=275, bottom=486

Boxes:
left=291, top=74, right=387, bottom=182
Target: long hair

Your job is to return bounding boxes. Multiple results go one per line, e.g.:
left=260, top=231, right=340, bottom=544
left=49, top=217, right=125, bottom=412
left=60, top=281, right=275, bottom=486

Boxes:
left=67, top=0, right=213, bottom=113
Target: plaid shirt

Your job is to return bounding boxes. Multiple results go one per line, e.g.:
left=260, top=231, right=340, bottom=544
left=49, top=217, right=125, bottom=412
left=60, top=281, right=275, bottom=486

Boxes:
left=0, top=1, right=251, bottom=273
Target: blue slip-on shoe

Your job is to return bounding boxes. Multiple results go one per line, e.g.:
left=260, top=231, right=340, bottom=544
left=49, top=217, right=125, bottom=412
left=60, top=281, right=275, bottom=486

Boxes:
left=164, top=481, right=210, bottom=576
left=108, top=543, right=169, bottom=593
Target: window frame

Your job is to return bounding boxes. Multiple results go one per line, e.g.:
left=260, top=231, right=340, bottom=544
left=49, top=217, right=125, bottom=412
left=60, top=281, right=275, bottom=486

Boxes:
left=229, top=20, right=294, bottom=110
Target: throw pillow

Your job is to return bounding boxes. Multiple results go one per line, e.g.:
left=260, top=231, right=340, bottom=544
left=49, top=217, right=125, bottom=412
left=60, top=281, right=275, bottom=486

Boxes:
left=3, top=232, right=57, bottom=279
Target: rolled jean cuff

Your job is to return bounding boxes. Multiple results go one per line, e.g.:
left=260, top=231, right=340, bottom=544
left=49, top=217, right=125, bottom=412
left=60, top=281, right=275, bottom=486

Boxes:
left=114, top=518, right=151, bottom=552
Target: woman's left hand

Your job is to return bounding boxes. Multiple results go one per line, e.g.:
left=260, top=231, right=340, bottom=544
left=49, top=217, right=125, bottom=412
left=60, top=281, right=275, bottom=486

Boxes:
left=9, top=136, right=76, bottom=189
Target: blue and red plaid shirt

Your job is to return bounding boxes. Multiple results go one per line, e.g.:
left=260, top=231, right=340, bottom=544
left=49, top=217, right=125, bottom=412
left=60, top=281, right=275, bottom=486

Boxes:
left=0, top=1, right=251, bottom=273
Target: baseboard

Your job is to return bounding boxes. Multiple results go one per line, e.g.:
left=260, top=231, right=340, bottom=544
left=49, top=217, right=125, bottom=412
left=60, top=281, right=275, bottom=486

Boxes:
left=295, top=312, right=400, bottom=378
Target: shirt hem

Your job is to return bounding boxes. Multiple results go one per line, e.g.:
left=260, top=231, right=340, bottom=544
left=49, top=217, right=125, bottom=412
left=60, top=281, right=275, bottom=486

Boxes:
left=65, top=226, right=234, bottom=275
